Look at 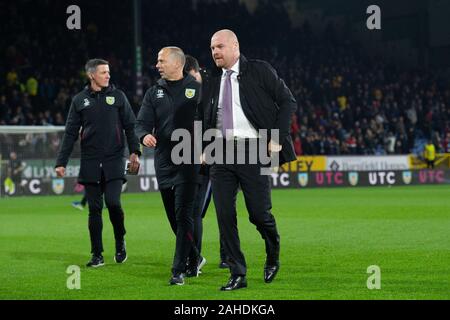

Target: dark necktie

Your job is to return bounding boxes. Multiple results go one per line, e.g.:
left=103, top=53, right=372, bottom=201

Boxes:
left=221, top=70, right=233, bottom=137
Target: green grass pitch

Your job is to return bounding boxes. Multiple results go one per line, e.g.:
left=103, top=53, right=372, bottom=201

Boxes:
left=1, top=185, right=449, bottom=300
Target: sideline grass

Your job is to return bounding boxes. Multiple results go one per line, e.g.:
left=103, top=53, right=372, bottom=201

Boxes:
left=0, top=185, right=449, bottom=299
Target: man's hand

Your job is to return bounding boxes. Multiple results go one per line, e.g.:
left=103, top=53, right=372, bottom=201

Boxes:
left=200, top=152, right=206, bottom=165
left=128, top=153, right=140, bottom=174
left=143, top=134, right=157, bottom=147
left=268, top=140, right=282, bottom=156
left=55, top=166, right=66, bottom=178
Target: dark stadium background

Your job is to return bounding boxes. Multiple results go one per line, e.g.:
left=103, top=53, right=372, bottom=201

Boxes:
left=1, top=0, right=449, bottom=157
left=0, top=0, right=449, bottom=304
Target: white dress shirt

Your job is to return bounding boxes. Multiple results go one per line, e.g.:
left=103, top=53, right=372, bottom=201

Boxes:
left=217, top=60, right=259, bottom=139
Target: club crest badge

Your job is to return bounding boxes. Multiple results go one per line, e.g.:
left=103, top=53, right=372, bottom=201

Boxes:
left=348, top=172, right=359, bottom=186
left=106, top=96, right=115, bottom=105
left=298, top=173, right=308, bottom=187
left=52, top=179, right=65, bottom=195
left=402, top=171, right=412, bottom=185
left=185, top=88, right=195, bottom=99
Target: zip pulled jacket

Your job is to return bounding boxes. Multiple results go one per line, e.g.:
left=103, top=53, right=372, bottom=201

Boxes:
left=135, top=74, right=201, bottom=189
left=55, top=84, right=141, bottom=184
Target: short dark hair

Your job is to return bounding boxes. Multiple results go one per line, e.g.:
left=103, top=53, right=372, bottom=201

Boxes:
left=184, top=55, right=200, bottom=73
left=85, top=58, right=109, bottom=74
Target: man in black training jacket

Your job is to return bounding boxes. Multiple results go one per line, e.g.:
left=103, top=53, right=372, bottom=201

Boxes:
left=55, top=59, right=141, bottom=268
left=135, top=47, right=204, bottom=286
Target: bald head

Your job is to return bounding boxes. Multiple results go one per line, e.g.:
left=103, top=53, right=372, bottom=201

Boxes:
left=212, top=29, right=239, bottom=44
left=156, top=46, right=185, bottom=80
left=210, top=29, right=240, bottom=69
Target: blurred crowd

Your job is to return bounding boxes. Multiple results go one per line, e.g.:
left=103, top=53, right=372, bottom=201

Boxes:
left=1, top=0, right=449, bottom=156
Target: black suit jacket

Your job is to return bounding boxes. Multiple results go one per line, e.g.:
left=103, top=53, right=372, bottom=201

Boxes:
left=201, top=55, right=297, bottom=165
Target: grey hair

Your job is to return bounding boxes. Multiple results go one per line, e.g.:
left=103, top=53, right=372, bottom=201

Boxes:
left=85, top=58, right=109, bottom=74
left=164, top=47, right=186, bottom=67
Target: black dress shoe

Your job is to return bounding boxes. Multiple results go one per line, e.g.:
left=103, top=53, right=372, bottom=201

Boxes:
left=220, top=275, right=247, bottom=291
left=264, top=263, right=280, bottom=283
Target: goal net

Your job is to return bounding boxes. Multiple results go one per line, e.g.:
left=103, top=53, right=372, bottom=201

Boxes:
left=0, top=125, right=73, bottom=197
left=0, top=125, right=156, bottom=197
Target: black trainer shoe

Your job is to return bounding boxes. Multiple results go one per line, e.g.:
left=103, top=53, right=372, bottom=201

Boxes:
left=114, top=240, right=127, bottom=263
left=186, top=256, right=207, bottom=277
left=86, top=254, right=105, bottom=268
left=169, top=273, right=185, bottom=285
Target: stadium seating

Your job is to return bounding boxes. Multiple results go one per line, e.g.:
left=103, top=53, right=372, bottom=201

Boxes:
left=1, top=0, right=449, bottom=156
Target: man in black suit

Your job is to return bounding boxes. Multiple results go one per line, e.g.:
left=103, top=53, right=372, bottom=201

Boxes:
left=202, top=29, right=297, bottom=290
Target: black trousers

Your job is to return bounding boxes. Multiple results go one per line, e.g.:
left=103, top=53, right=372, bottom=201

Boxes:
left=80, top=192, right=88, bottom=206
left=84, top=175, right=126, bottom=255
left=192, top=175, right=227, bottom=262
left=160, top=183, right=199, bottom=274
left=210, top=144, right=280, bottom=276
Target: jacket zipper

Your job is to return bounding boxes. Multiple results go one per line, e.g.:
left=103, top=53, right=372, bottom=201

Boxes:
left=116, top=124, right=121, bottom=144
